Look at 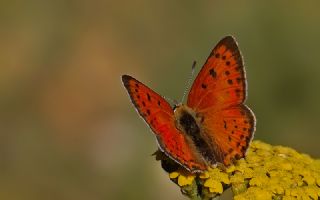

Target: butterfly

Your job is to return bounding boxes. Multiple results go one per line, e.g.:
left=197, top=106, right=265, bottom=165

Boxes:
left=122, top=36, right=255, bottom=173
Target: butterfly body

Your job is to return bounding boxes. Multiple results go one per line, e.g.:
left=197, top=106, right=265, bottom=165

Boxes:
left=122, top=36, right=256, bottom=173
left=173, top=104, right=218, bottom=167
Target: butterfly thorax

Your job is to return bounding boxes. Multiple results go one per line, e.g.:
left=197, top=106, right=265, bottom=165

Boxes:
left=173, top=104, right=200, bottom=135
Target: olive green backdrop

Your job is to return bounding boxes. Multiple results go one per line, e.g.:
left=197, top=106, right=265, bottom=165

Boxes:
left=1, top=1, right=320, bottom=200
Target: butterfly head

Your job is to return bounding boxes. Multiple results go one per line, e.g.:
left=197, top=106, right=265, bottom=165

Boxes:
left=172, top=103, right=181, bottom=111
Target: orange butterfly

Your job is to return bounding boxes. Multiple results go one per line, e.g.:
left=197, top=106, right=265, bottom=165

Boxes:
left=122, top=36, right=256, bottom=172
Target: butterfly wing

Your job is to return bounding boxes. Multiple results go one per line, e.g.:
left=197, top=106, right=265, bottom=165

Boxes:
left=187, top=36, right=255, bottom=165
left=202, top=105, right=255, bottom=165
left=122, top=75, right=206, bottom=172
left=188, top=36, right=246, bottom=110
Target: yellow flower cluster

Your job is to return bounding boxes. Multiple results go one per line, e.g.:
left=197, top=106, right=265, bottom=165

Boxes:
left=164, top=140, right=320, bottom=199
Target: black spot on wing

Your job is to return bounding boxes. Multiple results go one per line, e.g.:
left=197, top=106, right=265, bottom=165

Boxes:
left=241, top=146, right=246, bottom=152
left=147, top=93, right=151, bottom=101
left=236, top=77, right=242, bottom=83
left=237, top=142, right=241, bottom=147
left=235, top=89, right=241, bottom=97
left=201, top=83, right=207, bottom=89
left=209, top=68, right=216, bottom=78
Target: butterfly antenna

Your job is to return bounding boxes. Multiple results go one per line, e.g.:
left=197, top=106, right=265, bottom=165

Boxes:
left=163, top=96, right=177, bottom=106
left=181, top=61, right=197, bottom=103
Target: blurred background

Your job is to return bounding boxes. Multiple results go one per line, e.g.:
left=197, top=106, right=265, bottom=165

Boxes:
left=1, top=1, right=320, bottom=199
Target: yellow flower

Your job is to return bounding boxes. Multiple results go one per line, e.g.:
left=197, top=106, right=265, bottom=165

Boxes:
left=230, top=172, right=245, bottom=184
left=226, top=165, right=236, bottom=173
left=279, top=162, right=293, bottom=171
left=198, top=167, right=230, bottom=194
left=316, top=176, right=320, bottom=187
left=169, top=171, right=195, bottom=186
left=158, top=140, right=320, bottom=199
left=169, top=171, right=179, bottom=179
left=303, top=175, right=316, bottom=185
left=206, top=167, right=230, bottom=184
left=234, top=187, right=272, bottom=200
left=204, top=179, right=223, bottom=193
left=303, top=185, right=319, bottom=199
left=177, top=174, right=195, bottom=186
left=249, top=175, right=269, bottom=187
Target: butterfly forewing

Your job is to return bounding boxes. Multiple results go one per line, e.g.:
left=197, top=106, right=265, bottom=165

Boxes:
left=187, top=36, right=246, bottom=111
left=122, top=75, right=206, bottom=172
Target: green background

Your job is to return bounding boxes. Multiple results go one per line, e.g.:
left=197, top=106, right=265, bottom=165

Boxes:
left=1, top=1, right=320, bottom=199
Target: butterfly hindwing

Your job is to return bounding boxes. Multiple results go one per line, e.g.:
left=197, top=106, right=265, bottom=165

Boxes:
left=122, top=75, right=206, bottom=172
left=202, top=105, right=255, bottom=165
